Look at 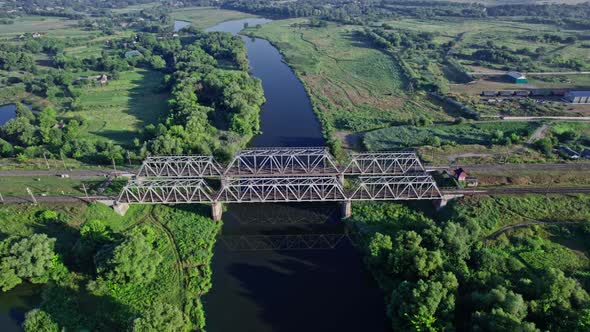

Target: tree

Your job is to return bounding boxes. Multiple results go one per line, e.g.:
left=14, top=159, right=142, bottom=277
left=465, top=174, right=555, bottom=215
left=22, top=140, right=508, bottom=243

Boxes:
left=132, top=303, right=185, bottom=332
left=388, top=272, right=458, bottom=331
left=0, top=234, right=57, bottom=291
left=98, top=231, right=162, bottom=284
left=23, top=309, right=59, bottom=332
left=534, top=138, right=553, bottom=155
left=472, top=286, right=537, bottom=331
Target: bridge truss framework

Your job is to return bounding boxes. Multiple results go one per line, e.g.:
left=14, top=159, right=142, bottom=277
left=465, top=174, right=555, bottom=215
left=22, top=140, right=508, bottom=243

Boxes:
left=118, top=147, right=445, bottom=220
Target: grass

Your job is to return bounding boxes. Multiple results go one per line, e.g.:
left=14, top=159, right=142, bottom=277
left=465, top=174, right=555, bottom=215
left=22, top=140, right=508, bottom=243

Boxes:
left=364, top=121, right=539, bottom=150
left=0, top=16, right=78, bottom=37
left=0, top=176, right=109, bottom=197
left=249, top=19, right=453, bottom=133
left=170, top=7, right=257, bottom=29
left=69, top=68, right=169, bottom=146
left=452, top=194, right=590, bottom=235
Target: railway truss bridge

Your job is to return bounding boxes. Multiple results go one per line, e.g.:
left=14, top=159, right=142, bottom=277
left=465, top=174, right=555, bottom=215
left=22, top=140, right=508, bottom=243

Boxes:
left=116, top=147, right=448, bottom=220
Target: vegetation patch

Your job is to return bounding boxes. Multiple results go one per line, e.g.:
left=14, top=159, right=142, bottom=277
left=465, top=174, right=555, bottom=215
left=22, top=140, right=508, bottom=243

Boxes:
left=364, top=121, right=538, bottom=150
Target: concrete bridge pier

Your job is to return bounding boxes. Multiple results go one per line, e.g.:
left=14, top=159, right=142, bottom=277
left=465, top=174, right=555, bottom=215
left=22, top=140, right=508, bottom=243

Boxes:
left=211, top=202, right=223, bottom=221
left=113, top=202, right=129, bottom=216
left=433, top=199, right=448, bottom=211
left=340, top=200, right=352, bottom=219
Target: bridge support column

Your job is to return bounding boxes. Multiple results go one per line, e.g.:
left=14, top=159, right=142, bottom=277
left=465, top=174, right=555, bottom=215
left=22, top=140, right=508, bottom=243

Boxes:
left=211, top=202, right=223, bottom=221
left=338, top=174, right=345, bottom=186
left=433, top=198, right=448, bottom=211
left=340, top=200, right=352, bottom=219
left=113, top=202, right=129, bottom=216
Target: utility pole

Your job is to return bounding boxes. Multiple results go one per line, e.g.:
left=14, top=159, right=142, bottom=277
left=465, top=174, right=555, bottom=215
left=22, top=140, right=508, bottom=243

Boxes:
left=127, top=150, right=132, bottom=167
left=82, top=183, right=89, bottom=199
left=43, top=152, right=50, bottom=170
left=26, top=187, right=37, bottom=205
left=60, top=152, right=67, bottom=170
left=112, top=157, right=117, bottom=177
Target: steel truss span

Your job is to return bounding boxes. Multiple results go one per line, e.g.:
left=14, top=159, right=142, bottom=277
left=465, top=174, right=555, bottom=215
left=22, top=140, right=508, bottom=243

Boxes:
left=217, top=176, right=347, bottom=203
left=138, top=155, right=222, bottom=178
left=344, top=152, right=425, bottom=175
left=118, top=179, right=214, bottom=204
left=224, top=147, right=340, bottom=176
left=351, top=175, right=442, bottom=200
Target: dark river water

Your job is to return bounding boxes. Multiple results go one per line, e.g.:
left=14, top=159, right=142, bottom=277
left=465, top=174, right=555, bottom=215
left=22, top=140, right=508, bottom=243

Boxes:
left=202, top=19, right=389, bottom=332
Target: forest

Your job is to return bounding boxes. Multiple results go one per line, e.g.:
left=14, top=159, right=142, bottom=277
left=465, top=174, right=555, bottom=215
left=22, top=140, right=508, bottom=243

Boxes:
left=349, top=196, right=590, bottom=331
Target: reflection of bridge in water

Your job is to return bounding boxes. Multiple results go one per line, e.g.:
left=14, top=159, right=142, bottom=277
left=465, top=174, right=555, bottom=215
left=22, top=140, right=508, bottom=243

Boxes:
left=116, top=147, right=445, bottom=220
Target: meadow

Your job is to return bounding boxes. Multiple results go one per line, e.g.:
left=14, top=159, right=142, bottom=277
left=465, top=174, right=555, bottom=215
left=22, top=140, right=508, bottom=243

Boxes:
left=378, top=17, right=590, bottom=73
left=250, top=19, right=454, bottom=134
left=0, top=176, right=106, bottom=197
left=69, top=69, right=169, bottom=146
left=363, top=121, right=539, bottom=150
left=171, top=7, right=256, bottom=29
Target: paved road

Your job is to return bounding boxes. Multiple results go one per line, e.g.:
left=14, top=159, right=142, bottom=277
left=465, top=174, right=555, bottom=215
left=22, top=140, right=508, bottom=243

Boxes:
left=469, top=71, right=590, bottom=76
left=443, top=186, right=590, bottom=196
left=0, top=169, right=135, bottom=177
left=1, top=195, right=113, bottom=204
left=427, top=162, right=590, bottom=172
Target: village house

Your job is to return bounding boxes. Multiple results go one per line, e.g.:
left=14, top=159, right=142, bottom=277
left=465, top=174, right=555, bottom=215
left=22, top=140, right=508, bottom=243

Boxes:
left=506, top=71, right=528, bottom=84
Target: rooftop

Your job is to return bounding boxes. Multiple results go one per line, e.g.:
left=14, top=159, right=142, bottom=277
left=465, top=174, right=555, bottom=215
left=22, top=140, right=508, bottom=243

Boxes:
left=506, top=71, right=526, bottom=79
left=566, top=91, right=590, bottom=97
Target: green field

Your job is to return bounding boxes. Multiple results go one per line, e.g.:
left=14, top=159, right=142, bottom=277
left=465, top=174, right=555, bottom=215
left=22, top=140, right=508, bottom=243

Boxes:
left=379, top=17, right=590, bottom=73
left=0, top=176, right=110, bottom=197
left=364, top=121, right=539, bottom=150
left=250, top=19, right=453, bottom=134
left=69, top=69, right=169, bottom=146
left=0, top=16, right=78, bottom=37
left=171, top=7, right=256, bottom=29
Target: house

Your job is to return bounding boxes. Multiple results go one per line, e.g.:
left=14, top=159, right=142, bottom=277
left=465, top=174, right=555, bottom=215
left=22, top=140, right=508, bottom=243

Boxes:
left=564, top=91, right=590, bottom=104
left=498, top=90, right=514, bottom=97
left=515, top=90, right=530, bottom=97
left=454, top=168, right=468, bottom=181
left=582, top=149, right=590, bottom=159
left=97, top=74, right=108, bottom=85
left=558, top=145, right=580, bottom=159
left=506, top=71, right=528, bottom=84
left=481, top=91, right=497, bottom=97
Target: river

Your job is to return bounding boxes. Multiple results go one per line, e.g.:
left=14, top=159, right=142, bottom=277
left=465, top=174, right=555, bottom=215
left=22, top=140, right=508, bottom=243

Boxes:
left=202, top=19, right=389, bottom=332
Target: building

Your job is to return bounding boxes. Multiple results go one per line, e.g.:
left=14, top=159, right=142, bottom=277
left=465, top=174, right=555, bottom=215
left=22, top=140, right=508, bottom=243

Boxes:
left=481, top=91, right=497, bottom=97
left=498, top=90, right=514, bottom=97
left=515, top=90, right=531, bottom=97
left=454, top=168, right=468, bottom=181
left=558, top=145, right=580, bottom=159
left=97, top=74, right=108, bottom=85
left=564, top=91, right=590, bottom=104
left=506, top=71, right=528, bottom=84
